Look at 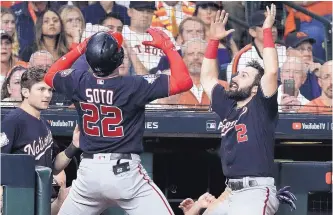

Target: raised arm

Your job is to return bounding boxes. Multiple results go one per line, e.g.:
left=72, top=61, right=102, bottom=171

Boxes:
left=44, top=38, right=89, bottom=88
left=44, top=31, right=121, bottom=88
left=143, top=28, right=193, bottom=95
left=261, top=4, right=279, bottom=97
left=201, top=10, right=235, bottom=101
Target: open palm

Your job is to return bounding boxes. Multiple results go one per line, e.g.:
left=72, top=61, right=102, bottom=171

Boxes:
left=209, top=10, right=235, bottom=40
left=263, top=3, right=276, bottom=29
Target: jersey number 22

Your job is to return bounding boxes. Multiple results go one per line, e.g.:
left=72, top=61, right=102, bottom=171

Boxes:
left=80, top=102, right=124, bottom=137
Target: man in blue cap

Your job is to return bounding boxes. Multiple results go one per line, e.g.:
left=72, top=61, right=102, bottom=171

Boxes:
left=285, top=31, right=322, bottom=100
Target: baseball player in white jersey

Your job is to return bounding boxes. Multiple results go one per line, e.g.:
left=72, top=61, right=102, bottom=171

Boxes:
left=122, top=1, right=178, bottom=71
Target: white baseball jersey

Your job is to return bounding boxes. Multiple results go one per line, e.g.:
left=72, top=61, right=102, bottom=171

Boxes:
left=122, top=25, right=179, bottom=71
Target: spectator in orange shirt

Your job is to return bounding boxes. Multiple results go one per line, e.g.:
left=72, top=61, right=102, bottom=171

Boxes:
left=151, top=1, right=195, bottom=37
left=298, top=60, right=332, bottom=114
left=176, top=38, right=228, bottom=107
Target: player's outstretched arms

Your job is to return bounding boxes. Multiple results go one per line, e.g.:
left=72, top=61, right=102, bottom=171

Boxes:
left=53, top=125, right=80, bottom=175
left=143, top=28, right=193, bottom=95
left=201, top=10, right=235, bottom=101
left=44, top=31, right=122, bottom=88
left=261, top=3, right=279, bottom=97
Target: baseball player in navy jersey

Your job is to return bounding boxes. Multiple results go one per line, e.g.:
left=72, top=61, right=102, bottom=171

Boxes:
left=199, top=4, right=288, bottom=215
left=44, top=28, right=193, bottom=215
left=0, top=67, right=81, bottom=215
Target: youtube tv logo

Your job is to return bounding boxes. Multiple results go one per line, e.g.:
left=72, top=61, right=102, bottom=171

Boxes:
left=292, top=122, right=302, bottom=130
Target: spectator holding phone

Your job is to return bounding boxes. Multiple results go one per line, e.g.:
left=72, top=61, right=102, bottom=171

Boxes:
left=278, top=56, right=309, bottom=112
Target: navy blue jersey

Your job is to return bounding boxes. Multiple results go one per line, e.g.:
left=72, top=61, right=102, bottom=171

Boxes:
left=211, top=84, right=278, bottom=178
left=52, top=69, right=169, bottom=154
left=1, top=108, right=54, bottom=169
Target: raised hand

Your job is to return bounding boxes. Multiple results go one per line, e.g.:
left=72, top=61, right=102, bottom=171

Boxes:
left=263, top=3, right=276, bottom=29
left=209, top=10, right=235, bottom=40
left=142, top=28, right=175, bottom=52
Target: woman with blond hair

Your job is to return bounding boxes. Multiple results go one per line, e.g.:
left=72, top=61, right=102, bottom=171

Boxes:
left=0, top=7, right=20, bottom=56
left=59, top=5, right=85, bottom=49
left=20, top=9, right=68, bottom=62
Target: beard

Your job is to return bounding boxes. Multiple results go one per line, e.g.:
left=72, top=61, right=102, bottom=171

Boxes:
left=188, top=65, right=201, bottom=75
left=225, top=81, right=254, bottom=101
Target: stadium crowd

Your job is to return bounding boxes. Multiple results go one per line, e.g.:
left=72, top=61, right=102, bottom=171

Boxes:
left=0, top=1, right=332, bottom=114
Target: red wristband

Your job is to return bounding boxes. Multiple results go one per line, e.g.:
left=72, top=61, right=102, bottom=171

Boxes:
left=204, top=39, right=219, bottom=59
left=263, top=28, right=275, bottom=48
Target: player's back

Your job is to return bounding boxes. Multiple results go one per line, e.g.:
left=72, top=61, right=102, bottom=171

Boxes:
left=60, top=70, right=169, bottom=154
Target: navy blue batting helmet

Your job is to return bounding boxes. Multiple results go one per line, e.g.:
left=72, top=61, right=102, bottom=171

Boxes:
left=85, top=32, right=124, bottom=77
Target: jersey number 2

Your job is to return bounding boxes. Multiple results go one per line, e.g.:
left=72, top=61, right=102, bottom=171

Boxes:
left=235, top=124, right=248, bottom=143
left=80, top=103, right=124, bottom=137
